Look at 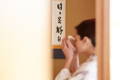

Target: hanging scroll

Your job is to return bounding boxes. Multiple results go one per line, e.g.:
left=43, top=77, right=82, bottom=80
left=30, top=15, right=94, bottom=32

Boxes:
left=52, top=0, right=66, bottom=48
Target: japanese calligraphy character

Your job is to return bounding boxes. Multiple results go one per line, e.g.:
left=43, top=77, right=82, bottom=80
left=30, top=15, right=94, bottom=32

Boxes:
left=57, top=3, right=62, bottom=10
left=56, top=26, right=63, bottom=35
left=58, top=16, right=62, bottom=24
left=57, top=35, right=61, bottom=42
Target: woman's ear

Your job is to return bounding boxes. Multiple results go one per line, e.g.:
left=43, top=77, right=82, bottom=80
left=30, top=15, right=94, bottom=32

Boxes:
left=83, top=37, right=89, bottom=43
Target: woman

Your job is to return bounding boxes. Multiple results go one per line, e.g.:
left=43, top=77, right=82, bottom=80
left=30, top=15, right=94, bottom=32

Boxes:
left=55, top=19, right=97, bottom=80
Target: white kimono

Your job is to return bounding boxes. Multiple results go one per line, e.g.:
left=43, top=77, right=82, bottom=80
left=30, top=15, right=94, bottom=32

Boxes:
left=55, top=55, right=97, bottom=80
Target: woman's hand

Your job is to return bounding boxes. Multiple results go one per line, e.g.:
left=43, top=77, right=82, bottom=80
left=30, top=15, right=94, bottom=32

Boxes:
left=61, top=38, right=76, bottom=69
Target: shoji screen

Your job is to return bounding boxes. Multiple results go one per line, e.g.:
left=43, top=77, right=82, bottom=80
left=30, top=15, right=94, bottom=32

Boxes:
left=0, top=0, right=52, bottom=80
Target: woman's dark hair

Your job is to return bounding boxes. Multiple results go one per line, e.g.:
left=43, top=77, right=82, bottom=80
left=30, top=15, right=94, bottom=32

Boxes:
left=75, top=19, right=96, bottom=47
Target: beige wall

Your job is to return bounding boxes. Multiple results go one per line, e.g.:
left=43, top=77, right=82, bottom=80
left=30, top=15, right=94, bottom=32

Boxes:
left=66, top=0, right=95, bottom=35
left=54, top=0, right=95, bottom=77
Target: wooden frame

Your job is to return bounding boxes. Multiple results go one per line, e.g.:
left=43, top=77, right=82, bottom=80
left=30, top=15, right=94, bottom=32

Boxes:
left=96, top=0, right=110, bottom=80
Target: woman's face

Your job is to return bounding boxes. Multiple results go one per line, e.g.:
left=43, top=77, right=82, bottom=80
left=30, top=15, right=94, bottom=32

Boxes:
left=74, top=35, right=94, bottom=55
